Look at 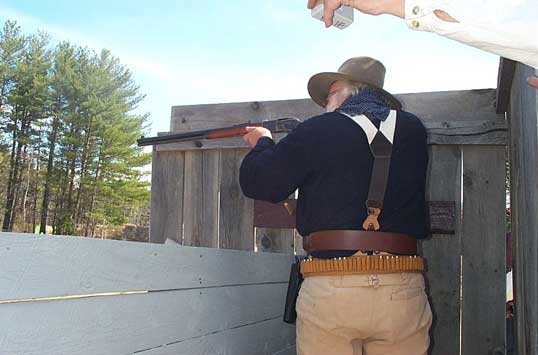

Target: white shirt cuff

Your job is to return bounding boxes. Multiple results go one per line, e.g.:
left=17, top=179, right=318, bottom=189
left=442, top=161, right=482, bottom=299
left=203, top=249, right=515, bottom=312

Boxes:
left=404, top=0, right=448, bottom=32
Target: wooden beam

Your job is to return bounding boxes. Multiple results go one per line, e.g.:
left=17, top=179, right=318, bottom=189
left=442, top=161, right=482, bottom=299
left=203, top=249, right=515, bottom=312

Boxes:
left=496, top=58, right=517, bottom=114
left=508, top=63, right=538, bottom=355
left=155, top=115, right=507, bottom=151
left=170, top=90, right=500, bottom=135
left=156, top=90, right=506, bottom=151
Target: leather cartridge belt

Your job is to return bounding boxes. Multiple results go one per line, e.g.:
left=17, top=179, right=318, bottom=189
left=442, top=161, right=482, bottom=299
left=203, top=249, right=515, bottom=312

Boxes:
left=300, top=255, right=424, bottom=277
left=303, top=230, right=417, bottom=255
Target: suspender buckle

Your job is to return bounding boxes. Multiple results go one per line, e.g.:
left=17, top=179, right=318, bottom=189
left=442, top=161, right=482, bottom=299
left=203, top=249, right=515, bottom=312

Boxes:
left=363, top=207, right=381, bottom=231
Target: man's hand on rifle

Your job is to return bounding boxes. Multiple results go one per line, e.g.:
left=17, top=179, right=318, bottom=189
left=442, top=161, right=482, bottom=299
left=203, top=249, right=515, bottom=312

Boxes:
left=243, top=126, right=272, bottom=147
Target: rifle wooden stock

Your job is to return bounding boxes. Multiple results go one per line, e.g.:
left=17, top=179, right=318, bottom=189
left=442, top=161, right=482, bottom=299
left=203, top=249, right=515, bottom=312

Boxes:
left=206, top=126, right=250, bottom=139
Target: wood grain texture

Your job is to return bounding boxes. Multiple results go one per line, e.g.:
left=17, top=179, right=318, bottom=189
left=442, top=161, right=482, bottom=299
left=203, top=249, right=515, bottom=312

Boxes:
left=0, top=233, right=293, bottom=300
left=171, top=99, right=323, bottom=133
left=156, top=116, right=506, bottom=152
left=150, top=150, right=184, bottom=244
left=420, top=145, right=462, bottom=355
left=496, top=58, right=517, bottom=114
left=0, top=283, right=289, bottom=355
left=183, top=150, right=220, bottom=248
left=0, top=233, right=295, bottom=355
left=219, top=149, right=255, bottom=250
left=136, top=318, right=295, bottom=355
left=461, top=146, right=506, bottom=355
left=256, top=228, right=294, bottom=254
left=170, top=90, right=498, bottom=134
left=508, top=64, right=538, bottom=355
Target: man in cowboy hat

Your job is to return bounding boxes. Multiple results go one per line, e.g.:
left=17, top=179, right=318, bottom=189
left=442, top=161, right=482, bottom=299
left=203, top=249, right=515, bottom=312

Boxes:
left=240, top=57, right=432, bottom=355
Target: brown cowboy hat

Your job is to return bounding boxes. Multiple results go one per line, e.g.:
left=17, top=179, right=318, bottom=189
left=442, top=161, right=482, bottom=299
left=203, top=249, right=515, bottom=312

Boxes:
left=307, top=56, right=402, bottom=110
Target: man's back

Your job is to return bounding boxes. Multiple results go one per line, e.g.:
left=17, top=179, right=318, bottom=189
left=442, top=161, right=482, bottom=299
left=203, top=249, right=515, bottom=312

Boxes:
left=240, top=110, right=429, bottom=249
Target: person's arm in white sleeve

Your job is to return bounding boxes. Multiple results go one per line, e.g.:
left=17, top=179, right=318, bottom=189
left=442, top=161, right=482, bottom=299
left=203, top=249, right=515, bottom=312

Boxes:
left=404, top=0, right=538, bottom=69
left=307, top=0, right=538, bottom=88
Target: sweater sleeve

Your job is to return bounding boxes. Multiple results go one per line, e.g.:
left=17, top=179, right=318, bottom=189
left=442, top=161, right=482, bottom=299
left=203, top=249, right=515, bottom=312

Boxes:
left=239, top=121, right=314, bottom=203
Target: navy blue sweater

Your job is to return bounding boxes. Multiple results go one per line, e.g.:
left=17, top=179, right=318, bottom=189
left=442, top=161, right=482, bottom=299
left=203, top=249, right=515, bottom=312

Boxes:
left=240, top=111, right=429, bottom=257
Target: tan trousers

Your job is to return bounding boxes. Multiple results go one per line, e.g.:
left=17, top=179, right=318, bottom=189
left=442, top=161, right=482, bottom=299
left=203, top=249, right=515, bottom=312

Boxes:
left=296, top=272, right=432, bottom=355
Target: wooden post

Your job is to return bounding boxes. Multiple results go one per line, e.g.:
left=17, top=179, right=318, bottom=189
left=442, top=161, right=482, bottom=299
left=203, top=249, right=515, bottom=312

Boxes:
left=508, top=63, right=538, bottom=355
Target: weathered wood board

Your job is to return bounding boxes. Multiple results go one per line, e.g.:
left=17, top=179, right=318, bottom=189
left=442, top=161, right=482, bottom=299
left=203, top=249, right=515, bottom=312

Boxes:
left=420, top=145, right=462, bottom=355
left=219, top=149, right=255, bottom=250
left=183, top=150, right=220, bottom=248
left=460, top=146, right=506, bottom=355
left=256, top=227, right=295, bottom=254
left=162, top=89, right=506, bottom=151
left=136, top=318, right=295, bottom=355
left=507, top=63, right=538, bottom=355
left=150, top=150, right=185, bottom=244
left=0, top=233, right=292, bottom=300
left=0, top=233, right=295, bottom=355
left=170, top=90, right=500, bottom=134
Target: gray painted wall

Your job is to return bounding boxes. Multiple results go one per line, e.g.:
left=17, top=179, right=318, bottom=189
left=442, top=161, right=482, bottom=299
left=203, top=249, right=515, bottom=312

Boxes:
left=0, top=233, right=295, bottom=355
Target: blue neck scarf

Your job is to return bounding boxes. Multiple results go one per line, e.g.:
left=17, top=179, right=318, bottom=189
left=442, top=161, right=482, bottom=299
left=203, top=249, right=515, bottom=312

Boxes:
left=336, top=88, right=390, bottom=122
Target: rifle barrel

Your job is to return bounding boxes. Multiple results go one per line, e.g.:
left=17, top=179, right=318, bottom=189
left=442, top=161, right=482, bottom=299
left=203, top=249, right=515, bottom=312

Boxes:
left=137, top=129, right=211, bottom=146
left=137, top=118, right=301, bottom=147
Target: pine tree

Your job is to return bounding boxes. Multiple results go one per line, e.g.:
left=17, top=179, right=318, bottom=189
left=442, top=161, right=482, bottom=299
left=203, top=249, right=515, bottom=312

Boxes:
left=0, top=20, right=151, bottom=235
left=2, top=31, right=50, bottom=231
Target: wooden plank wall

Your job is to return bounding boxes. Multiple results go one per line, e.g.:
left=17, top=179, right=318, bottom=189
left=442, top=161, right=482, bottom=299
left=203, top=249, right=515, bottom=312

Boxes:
left=460, top=146, right=506, bottom=354
left=507, top=64, right=538, bottom=355
left=149, top=88, right=508, bottom=355
left=421, top=145, right=462, bottom=355
left=151, top=89, right=506, bottom=251
left=0, top=233, right=295, bottom=355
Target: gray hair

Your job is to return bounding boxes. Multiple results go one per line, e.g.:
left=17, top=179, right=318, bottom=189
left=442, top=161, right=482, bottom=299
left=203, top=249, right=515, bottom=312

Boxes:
left=342, top=81, right=390, bottom=106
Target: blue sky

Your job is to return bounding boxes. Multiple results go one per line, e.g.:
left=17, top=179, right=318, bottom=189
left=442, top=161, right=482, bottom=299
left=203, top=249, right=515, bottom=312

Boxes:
left=0, top=1, right=499, bottom=135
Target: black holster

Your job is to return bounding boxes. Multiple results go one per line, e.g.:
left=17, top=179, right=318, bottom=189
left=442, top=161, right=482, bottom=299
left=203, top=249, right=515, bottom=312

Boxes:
left=283, top=256, right=304, bottom=324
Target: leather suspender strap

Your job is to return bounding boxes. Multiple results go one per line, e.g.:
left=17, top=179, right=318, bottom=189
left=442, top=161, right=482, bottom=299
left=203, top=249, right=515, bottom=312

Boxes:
left=363, top=111, right=396, bottom=231
left=364, top=129, right=393, bottom=230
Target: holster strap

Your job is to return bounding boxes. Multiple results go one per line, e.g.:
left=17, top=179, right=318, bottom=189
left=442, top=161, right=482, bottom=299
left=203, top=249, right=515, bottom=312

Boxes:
left=303, top=230, right=417, bottom=255
left=300, top=255, right=424, bottom=277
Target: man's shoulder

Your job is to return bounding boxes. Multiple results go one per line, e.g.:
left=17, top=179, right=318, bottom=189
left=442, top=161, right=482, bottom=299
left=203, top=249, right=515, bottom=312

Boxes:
left=300, top=111, right=347, bottom=129
left=396, top=110, right=427, bottom=134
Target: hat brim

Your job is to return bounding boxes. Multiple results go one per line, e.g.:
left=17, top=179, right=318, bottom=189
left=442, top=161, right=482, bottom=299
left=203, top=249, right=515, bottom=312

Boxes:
left=307, top=72, right=402, bottom=110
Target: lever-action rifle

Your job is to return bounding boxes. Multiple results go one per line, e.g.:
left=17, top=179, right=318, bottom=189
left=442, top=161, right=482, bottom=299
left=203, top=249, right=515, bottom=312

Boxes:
left=137, top=117, right=301, bottom=146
